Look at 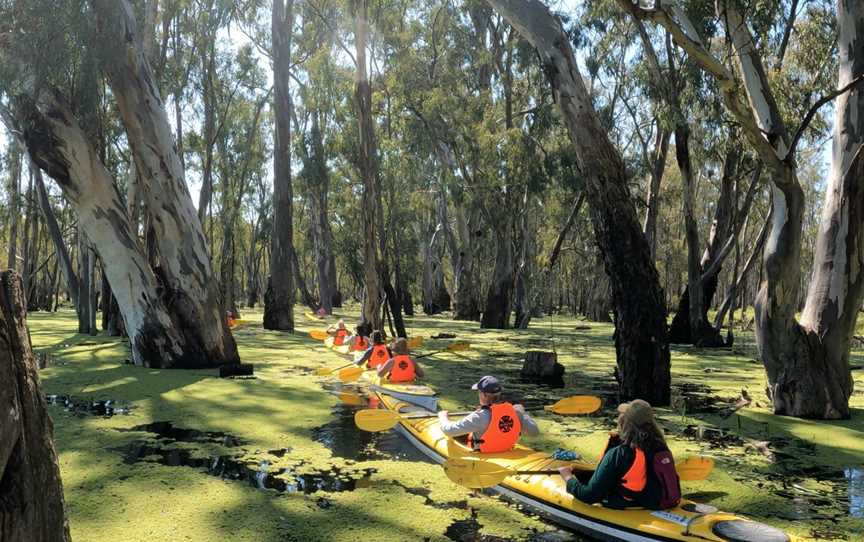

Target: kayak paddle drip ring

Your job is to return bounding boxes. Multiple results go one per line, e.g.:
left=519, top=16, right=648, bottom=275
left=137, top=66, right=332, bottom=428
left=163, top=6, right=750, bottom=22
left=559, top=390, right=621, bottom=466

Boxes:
left=712, top=520, right=790, bottom=542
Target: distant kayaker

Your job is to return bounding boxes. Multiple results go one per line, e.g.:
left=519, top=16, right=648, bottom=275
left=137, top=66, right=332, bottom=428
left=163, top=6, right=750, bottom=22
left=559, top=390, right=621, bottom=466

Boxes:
left=438, top=376, right=539, bottom=453
left=377, top=338, right=424, bottom=383
left=558, top=399, right=680, bottom=510
left=355, top=330, right=392, bottom=369
left=326, top=319, right=350, bottom=346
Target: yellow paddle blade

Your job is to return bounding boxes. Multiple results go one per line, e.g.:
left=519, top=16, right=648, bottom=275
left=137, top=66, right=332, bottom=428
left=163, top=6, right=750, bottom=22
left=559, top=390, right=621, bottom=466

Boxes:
left=338, top=391, right=364, bottom=406
left=338, top=365, right=366, bottom=383
left=305, top=311, right=324, bottom=321
left=407, top=336, right=424, bottom=349
left=447, top=341, right=470, bottom=352
left=315, top=366, right=336, bottom=376
left=309, top=330, right=328, bottom=340
left=443, top=457, right=514, bottom=489
left=544, top=395, right=602, bottom=415
left=354, top=409, right=401, bottom=432
left=676, top=456, right=715, bottom=481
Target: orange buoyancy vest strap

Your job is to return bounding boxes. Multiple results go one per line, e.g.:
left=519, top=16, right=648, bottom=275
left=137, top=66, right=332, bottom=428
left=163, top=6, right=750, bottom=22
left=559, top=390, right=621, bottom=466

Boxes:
left=469, top=403, right=522, bottom=453
left=333, top=329, right=349, bottom=346
left=388, top=355, right=416, bottom=382
left=621, top=448, right=647, bottom=493
left=352, top=337, right=369, bottom=351
left=369, top=345, right=390, bottom=368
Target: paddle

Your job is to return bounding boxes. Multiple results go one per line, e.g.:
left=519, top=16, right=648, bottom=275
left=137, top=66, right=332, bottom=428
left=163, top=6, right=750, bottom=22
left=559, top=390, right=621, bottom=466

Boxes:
left=315, top=362, right=355, bottom=376
left=337, top=365, right=366, bottom=383
left=309, top=329, right=329, bottom=340
left=354, top=395, right=602, bottom=432
left=414, top=341, right=471, bottom=359
left=443, top=454, right=716, bottom=489
left=338, top=391, right=365, bottom=406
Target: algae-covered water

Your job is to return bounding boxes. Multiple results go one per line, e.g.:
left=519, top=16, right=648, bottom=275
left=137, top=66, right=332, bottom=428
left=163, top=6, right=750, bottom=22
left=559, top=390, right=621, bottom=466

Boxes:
left=31, top=307, right=864, bottom=541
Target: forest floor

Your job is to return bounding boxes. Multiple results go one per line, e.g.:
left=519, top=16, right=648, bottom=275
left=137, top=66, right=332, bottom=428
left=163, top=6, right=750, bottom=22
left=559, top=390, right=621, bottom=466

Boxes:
left=31, top=306, right=864, bottom=542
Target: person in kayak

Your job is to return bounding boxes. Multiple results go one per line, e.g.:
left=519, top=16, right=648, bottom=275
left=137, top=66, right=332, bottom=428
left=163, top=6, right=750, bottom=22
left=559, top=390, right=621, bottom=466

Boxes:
left=349, top=323, right=371, bottom=352
left=377, top=338, right=424, bottom=383
left=438, top=376, right=539, bottom=453
left=354, top=330, right=392, bottom=369
left=558, top=399, right=680, bottom=510
left=326, top=319, right=350, bottom=346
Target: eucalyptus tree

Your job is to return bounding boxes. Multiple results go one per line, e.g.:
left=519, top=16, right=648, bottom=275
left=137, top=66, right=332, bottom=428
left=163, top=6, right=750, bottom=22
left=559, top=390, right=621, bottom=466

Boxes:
left=631, top=0, right=860, bottom=418
left=480, top=0, right=671, bottom=403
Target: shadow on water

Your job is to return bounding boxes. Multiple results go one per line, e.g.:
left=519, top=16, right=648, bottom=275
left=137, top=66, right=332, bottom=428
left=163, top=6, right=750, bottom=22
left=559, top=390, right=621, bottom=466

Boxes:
left=46, top=394, right=133, bottom=417
left=444, top=507, right=582, bottom=542
left=114, top=419, right=377, bottom=495
left=311, top=403, right=435, bottom=463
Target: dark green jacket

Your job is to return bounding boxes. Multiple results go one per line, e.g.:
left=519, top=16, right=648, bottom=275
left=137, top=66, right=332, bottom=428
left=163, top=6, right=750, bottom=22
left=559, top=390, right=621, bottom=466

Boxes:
left=565, top=444, right=663, bottom=509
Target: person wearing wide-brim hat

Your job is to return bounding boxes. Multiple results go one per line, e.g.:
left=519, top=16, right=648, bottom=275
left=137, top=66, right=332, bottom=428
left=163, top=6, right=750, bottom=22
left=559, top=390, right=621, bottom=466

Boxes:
left=438, top=376, right=539, bottom=453
left=558, top=399, right=675, bottom=509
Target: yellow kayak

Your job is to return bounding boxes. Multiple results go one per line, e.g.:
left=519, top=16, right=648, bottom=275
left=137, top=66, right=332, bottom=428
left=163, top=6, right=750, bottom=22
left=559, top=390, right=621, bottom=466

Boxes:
left=373, top=392, right=799, bottom=542
left=304, top=311, right=324, bottom=321
left=363, top=373, right=437, bottom=411
left=324, top=336, right=351, bottom=355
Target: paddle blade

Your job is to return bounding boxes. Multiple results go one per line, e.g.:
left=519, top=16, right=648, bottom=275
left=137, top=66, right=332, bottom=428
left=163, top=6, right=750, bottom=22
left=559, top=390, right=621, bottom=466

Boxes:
left=676, top=456, right=714, bottom=481
left=338, top=365, right=365, bottom=383
left=309, top=330, right=328, bottom=340
left=407, top=336, right=424, bottom=349
left=338, top=391, right=364, bottom=406
left=443, top=457, right=513, bottom=489
left=545, top=395, right=602, bottom=415
left=315, top=366, right=335, bottom=376
left=447, top=341, right=470, bottom=352
left=354, top=409, right=401, bottom=432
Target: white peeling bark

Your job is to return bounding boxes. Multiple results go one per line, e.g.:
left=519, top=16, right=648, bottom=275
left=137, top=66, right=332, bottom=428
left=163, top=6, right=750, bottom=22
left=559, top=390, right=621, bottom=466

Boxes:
left=94, top=0, right=239, bottom=366
left=12, top=92, right=187, bottom=367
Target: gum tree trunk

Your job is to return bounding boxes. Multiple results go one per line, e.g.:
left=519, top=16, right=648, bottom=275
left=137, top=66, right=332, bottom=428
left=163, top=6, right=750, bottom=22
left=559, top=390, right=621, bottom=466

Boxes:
left=6, top=139, right=21, bottom=270
left=485, top=0, right=671, bottom=404
left=481, top=216, right=514, bottom=329
left=12, top=92, right=190, bottom=367
left=643, top=127, right=670, bottom=259
left=34, top=165, right=78, bottom=308
left=636, top=0, right=860, bottom=417
left=264, top=0, right=297, bottom=330
left=0, top=272, right=71, bottom=542
left=94, top=0, right=239, bottom=365
left=354, top=0, right=383, bottom=331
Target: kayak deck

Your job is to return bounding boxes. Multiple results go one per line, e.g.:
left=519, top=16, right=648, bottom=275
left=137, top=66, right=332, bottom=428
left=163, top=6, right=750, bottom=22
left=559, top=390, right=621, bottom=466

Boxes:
left=373, top=392, right=798, bottom=542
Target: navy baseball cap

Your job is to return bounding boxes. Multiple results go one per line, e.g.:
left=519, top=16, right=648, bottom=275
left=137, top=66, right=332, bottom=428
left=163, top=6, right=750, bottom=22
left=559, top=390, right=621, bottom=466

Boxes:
left=471, top=375, right=502, bottom=393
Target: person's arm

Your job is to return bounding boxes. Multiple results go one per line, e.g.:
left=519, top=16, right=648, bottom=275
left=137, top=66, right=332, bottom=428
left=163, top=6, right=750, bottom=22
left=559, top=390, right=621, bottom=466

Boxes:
left=562, top=446, right=634, bottom=504
left=377, top=358, right=394, bottom=377
left=413, top=359, right=424, bottom=377
left=354, top=347, right=373, bottom=366
left=437, top=409, right=489, bottom=437
left=514, top=405, right=540, bottom=437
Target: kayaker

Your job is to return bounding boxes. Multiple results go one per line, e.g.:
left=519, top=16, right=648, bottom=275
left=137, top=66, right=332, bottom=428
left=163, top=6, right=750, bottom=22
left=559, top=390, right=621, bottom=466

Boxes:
left=349, top=323, right=371, bottom=352
left=377, top=338, right=424, bottom=383
left=558, top=399, right=680, bottom=510
left=438, top=376, right=539, bottom=453
left=354, top=330, right=391, bottom=369
left=326, top=319, right=350, bottom=346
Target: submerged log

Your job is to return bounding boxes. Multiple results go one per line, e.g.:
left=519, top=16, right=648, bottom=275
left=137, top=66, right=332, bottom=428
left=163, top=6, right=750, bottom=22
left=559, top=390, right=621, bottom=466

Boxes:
left=0, top=271, right=70, bottom=542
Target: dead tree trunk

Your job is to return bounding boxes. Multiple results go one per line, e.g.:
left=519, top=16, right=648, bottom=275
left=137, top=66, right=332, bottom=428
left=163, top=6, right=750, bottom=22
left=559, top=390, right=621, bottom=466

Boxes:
left=643, top=127, right=670, bottom=260
left=95, top=0, right=240, bottom=365
left=0, top=272, right=71, bottom=542
left=485, top=0, right=671, bottom=404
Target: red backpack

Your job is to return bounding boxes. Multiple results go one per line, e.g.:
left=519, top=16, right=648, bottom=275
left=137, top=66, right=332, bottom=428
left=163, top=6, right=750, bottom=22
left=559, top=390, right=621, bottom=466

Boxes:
left=652, top=449, right=681, bottom=509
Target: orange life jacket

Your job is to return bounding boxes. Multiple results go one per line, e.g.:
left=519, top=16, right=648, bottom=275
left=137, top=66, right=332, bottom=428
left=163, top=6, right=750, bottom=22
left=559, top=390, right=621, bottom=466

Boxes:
left=468, top=403, right=522, bottom=453
left=620, top=448, right=648, bottom=493
left=352, top=336, right=369, bottom=351
left=368, top=344, right=390, bottom=369
left=333, top=328, right=349, bottom=346
left=387, top=354, right=416, bottom=382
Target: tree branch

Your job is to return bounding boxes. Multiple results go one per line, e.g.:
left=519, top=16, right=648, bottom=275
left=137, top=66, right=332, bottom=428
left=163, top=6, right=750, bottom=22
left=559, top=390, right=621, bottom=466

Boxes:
left=786, top=73, right=864, bottom=161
